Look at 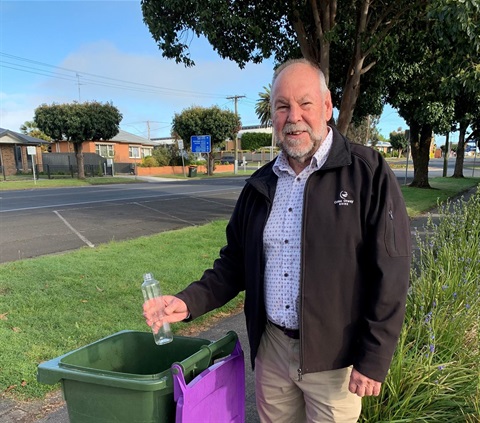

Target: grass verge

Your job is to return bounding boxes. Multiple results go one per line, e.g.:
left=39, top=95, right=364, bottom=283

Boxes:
left=401, top=177, right=480, bottom=216
left=0, top=177, right=141, bottom=191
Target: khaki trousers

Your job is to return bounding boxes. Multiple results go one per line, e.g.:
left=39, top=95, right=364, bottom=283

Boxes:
left=255, top=321, right=362, bottom=423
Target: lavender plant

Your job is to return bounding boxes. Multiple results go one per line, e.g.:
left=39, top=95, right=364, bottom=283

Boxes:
left=360, top=188, right=480, bottom=422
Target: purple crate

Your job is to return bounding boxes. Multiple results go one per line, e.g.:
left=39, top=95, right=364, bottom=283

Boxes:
left=172, top=340, right=245, bottom=423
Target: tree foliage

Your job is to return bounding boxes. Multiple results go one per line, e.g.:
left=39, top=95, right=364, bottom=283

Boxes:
left=20, top=121, right=51, bottom=142
left=172, top=105, right=240, bottom=175
left=389, top=130, right=409, bottom=157
left=427, top=0, right=480, bottom=178
left=34, top=101, right=122, bottom=179
left=255, top=84, right=272, bottom=127
left=141, top=0, right=423, bottom=134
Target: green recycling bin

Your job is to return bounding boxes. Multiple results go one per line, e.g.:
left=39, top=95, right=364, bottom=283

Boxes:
left=37, top=330, right=238, bottom=423
left=187, top=166, right=197, bottom=177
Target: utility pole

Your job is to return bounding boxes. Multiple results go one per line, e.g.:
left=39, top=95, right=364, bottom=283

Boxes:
left=227, top=95, right=245, bottom=174
left=76, top=73, right=82, bottom=102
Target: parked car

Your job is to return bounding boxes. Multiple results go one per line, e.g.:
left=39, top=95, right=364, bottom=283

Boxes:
left=220, top=155, right=235, bottom=164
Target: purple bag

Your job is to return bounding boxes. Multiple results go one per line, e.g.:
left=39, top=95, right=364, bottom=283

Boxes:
left=172, top=339, right=245, bottom=423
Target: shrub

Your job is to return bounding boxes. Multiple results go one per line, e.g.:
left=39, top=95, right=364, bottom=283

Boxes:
left=140, top=156, right=158, bottom=167
left=240, top=132, right=272, bottom=151
left=360, top=188, right=480, bottom=422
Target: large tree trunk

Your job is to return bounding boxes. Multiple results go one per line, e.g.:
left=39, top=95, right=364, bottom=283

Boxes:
left=335, top=0, right=370, bottom=135
left=207, top=152, right=214, bottom=176
left=336, top=59, right=364, bottom=135
left=442, top=132, right=450, bottom=177
left=74, top=141, right=86, bottom=180
left=409, top=122, right=432, bottom=188
left=452, top=121, right=467, bottom=178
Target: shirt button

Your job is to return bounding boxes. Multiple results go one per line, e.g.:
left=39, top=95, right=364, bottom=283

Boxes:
left=288, top=208, right=293, bottom=212
left=285, top=305, right=290, bottom=309
left=284, top=239, right=289, bottom=244
left=284, top=273, right=289, bottom=277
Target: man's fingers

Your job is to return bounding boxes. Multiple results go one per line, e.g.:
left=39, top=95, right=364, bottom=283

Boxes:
left=349, top=368, right=382, bottom=397
left=143, top=296, right=189, bottom=325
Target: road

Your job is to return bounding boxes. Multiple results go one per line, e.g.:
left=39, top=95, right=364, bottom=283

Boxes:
left=1, top=157, right=478, bottom=264
left=0, top=177, right=246, bottom=264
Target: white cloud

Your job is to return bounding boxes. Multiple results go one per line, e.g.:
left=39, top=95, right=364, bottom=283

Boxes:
left=30, top=41, right=274, bottom=138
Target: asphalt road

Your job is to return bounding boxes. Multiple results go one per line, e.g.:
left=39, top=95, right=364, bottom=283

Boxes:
left=1, top=157, right=477, bottom=264
left=0, top=177, right=247, bottom=264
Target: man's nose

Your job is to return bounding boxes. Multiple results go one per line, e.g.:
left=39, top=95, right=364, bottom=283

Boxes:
left=286, top=103, right=302, bottom=123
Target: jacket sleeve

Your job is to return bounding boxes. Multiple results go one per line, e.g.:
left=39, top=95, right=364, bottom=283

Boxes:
left=354, top=156, right=411, bottom=382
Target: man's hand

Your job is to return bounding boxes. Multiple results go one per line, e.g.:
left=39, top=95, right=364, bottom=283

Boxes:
left=348, top=368, right=382, bottom=397
left=143, top=295, right=189, bottom=333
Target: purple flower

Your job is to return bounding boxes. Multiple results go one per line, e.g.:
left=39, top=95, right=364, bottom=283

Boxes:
left=430, top=344, right=435, bottom=353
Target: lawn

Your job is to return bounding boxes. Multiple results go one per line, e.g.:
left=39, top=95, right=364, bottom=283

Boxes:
left=0, top=176, right=140, bottom=191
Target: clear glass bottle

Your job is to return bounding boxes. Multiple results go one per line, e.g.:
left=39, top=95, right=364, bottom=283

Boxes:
left=141, top=273, right=173, bottom=345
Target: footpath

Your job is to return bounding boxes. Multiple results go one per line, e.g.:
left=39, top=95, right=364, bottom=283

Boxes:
left=0, top=186, right=478, bottom=423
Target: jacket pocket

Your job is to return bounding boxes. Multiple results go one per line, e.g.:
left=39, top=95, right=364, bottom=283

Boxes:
left=384, top=197, right=411, bottom=257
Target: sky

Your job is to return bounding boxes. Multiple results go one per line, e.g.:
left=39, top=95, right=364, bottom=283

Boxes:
left=0, top=0, right=408, bottom=140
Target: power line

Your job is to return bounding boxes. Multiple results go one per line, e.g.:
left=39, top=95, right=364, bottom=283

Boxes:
left=0, top=52, right=234, bottom=100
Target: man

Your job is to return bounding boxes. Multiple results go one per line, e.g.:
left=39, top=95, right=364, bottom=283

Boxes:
left=144, top=58, right=411, bottom=422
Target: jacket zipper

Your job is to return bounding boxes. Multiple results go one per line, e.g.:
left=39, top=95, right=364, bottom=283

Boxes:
left=297, top=172, right=318, bottom=382
left=389, top=209, right=396, bottom=247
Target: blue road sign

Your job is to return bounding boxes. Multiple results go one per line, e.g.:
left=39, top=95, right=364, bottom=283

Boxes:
left=191, top=135, right=211, bottom=153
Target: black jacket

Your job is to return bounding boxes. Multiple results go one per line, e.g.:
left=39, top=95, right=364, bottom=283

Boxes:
left=177, top=126, right=411, bottom=382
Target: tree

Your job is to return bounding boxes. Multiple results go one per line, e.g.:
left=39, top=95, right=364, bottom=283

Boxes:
left=141, top=0, right=424, bottom=134
left=389, top=130, right=409, bottom=158
left=255, top=84, right=272, bottom=127
left=34, top=102, right=122, bottom=179
left=20, top=121, right=51, bottom=142
left=427, top=1, right=480, bottom=178
left=346, top=115, right=380, bottom=146
left=172, top=106, right=240, bottom=175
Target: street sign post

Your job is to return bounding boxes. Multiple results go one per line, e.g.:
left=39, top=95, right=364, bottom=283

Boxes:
left=178, top=139, right=186, bottom=177
left=27, top=146, right=37, bottom=184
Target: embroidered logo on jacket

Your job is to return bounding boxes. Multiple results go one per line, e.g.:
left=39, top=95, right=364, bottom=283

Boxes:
left=334, top=190, right=354, bottom=206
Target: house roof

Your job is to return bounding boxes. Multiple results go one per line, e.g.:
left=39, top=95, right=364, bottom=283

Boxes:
left=111, top=129, right=156, bottom=146
left=0, top=128, right=50, bottom=145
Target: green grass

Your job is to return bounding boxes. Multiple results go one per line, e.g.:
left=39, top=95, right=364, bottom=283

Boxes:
left=401, top=177, right=480, bottom=216
left=0, top=175, right=478, bottom=401
left=0, top=176, right=140, bottom=191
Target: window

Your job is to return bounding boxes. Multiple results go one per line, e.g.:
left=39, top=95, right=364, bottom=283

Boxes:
left=141, top=147, right=153, bottom=158
left=95, top=144, right=114, bottom=158
left=129, top=146, right=141, bottom=158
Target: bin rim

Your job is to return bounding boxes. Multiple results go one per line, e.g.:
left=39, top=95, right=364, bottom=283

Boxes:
left=37, top=330, right=211, bottom=391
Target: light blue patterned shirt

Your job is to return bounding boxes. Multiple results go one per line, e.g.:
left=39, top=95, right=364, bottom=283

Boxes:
left=264, top=128, right=333, bottom=329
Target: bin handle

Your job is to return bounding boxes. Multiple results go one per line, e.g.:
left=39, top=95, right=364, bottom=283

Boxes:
left=171, top=331, right=238, bottom=378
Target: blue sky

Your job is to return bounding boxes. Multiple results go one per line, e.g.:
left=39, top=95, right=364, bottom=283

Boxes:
left=0, top=0, right=408, bottom=140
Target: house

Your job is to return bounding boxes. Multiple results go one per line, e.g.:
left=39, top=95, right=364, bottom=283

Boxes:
left=52, top=129, right=157, bottom=164
left=0, top=128, right=48, bottom=177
